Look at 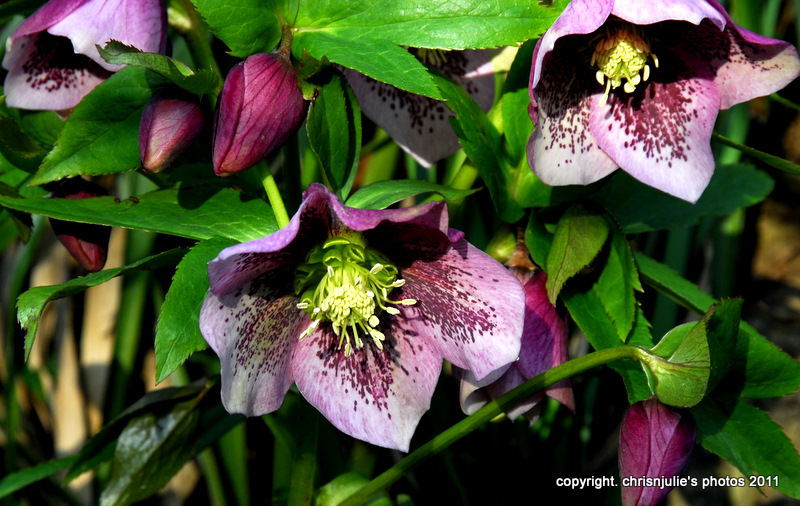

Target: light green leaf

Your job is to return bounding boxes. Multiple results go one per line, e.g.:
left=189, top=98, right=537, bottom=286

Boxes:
left=190, top=0, right=281, bottom=58
left=346, top=179, right=479, bottom=209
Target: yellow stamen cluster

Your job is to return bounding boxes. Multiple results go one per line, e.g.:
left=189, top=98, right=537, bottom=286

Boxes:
left=591, top=24, right=659, bottom=106
left=294, top=236, right=416, bottom=356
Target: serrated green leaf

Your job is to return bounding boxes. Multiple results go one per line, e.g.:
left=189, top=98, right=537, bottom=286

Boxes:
left=524, top=209, right=553, bottom=270
left=17, top=249, right=187, bottom=362
left=693, top=395, right=800, bottom=498
left=100, top=398, right=202, bottom=505
left=545, top=204, right=609, bottom=305
left=32, top=66, right=169, bottom=185
left=294, top=30, right=442, bottom=100
left=65, top=383, right=207, bottom=482
left=191, top=0, right=281, bottom=58
left=594, top=164, right=774, bottom=233
left=0, top=115, right=48, bottom=172
left=433, top=72, right=523, bottom=222
left=705, top=298, right=743, bottom=393
left=346, top=179, right=479, bottom=210
left=593, top=225, right=641, bottom=342
left=0, top=186, right=277, bottom=242
left=98, top=41, right=219, bottom=95
left=293, top=0, right=564, bottom=50
left=156, top=237, right=237, bottom=383
left=307, top=71, right=360, bottom=197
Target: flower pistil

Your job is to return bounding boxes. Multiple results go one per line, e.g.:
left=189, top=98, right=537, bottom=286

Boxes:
left=591, top=23, right=659, bottom=106
left=294, top=236, right=416, bottom=356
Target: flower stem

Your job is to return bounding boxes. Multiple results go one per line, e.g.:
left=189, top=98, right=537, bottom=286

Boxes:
left=168, top=0, right=223, bottom=103
left=259, top=162, right=291, bottom=229
left=338, top=345, right=644, bottom=506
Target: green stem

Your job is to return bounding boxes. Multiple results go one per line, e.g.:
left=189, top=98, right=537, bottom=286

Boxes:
left=339, top=345, right=643, bottom=506
left=288, top=400, right=320, bottom=506
left=169, top=0, right=223, bottom=104
left=259, top=162, right=291, bottom=229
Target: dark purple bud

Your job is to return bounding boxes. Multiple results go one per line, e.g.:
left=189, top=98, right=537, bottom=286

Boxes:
left=212, top=53, right=307, bottom=175
left=619, top=398, right=696, bottom=506
left=139, top=90, right=205, bottom=172
left=49, top=179, right=111, bottom=272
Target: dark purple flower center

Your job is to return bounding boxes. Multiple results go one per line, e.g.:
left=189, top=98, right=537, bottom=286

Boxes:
left=590, top=22, right=659, bottom=106
left=20, top=32, right=111, bottom=95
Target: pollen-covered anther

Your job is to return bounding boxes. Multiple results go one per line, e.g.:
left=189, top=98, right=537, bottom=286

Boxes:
left=591, top=24, right=658, bottom=106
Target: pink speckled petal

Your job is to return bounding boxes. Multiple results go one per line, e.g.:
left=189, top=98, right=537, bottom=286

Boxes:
left=527, top=38, right=618, bottom=187
left=200, top=280, right=306, bottom=416
left=400, top=236, right=524, bottom=381
left=292, top=312, right=442, bottom=451
left=589, top=47, right=721, bottom=203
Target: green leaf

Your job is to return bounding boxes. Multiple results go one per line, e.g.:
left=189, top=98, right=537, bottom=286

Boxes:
left=545, top=204, right=610, bottom=305
left=524, top=209, right=554, bottom=270
left=98, top=41, right=219, bottom=95
left=705, top=298, right=743, bottom=393
left=31, top=66, right=169, bottom=185
left=190, top=0, right=281, bottom=58
left=0, top=186, right=277, bottom=242
left=693, top=395, right=800, bottom=498
left=712, top=132, right=800, bottom=175
left=66, top=383, right=207, bottom=482
left=0, top=456, right=78, bottom=499
left=0, top=181, right=32, bottom=243
left=636, top=252, right=800, bottom=398
left=593, top=224, right=641, bottom=342
left=432, top=72, right=523, bottom=222
left=100, top=398, right=203, bottom=504
left=641, top=306, right=714, bottom=408
left=0, top=115, right=48, bottom=172
left=346, top=179, right=479, bottom=209
left=17, top=249, right=187, bottom=362
left=594, top=164, right=774, bottom=233
left=293, top=0, right=563, bottom=50
left=294, top=31, right=442, bottom=100
left=155, top=237, right=237, bottom=383
left=307, top=71, right=360, bottom=198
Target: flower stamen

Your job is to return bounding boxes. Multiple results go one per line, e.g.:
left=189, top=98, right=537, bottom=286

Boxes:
left=591, top=23, right=658, bottom=106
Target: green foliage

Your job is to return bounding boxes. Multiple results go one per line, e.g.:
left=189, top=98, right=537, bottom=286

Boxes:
left=191, top=0, right=281, bottom=58
left=346, top=179, right=478, bottom=209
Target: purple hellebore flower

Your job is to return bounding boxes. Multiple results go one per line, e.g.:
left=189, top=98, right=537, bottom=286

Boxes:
left=49, top=178, right=111, bottom=272
left=139, top=90, right=205, bottom=173
left=199, top=183, right=525, bottom=451
left=619, top=397, right=696, bottom=506
left=527, top=0, right=800, bottom=203
left=345, top=49, right=495, bottom=168
left=2, top=0, right=167, bottom=112
left=458, top=269, right=574, bottom=423
left=213, top=53, right=307, bottom=175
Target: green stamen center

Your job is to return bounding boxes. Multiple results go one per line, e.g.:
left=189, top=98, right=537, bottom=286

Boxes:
left=294, top=236, right=416, bottom=356
left=591, top=23, right=659, bottom=106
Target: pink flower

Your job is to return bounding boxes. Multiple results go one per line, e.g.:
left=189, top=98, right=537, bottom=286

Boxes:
left=527, top=0, right=800, bottom=202
left=139, top=91, right=205, bottom=173
left=212, top=53, right=307, bottom=175
left=2, top=0, right=167, bottom=111
left=49, top=178, right=111, bottom=272
left=199, top=184, right=525, bottom=450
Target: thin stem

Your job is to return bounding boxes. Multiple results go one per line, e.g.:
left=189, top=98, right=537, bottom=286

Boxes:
left=169, top=0, right=223, bottom=104
left=339, top=345, right=643, bottom=506
left=259, top=162, right=291, bottom=229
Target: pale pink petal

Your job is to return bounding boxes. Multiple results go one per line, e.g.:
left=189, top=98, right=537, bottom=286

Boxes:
left=400, top=236, right=524, bottom=380
left=485, top=366, right=542, bottom=421
left=292, top=313, right=442, bottom=451
left=527, top=37, right=618, bottom=186
left=589, top=48, right=721, bottom=203
left=457, top=365, right=511, bottom=415
left=200, top=280, right=306, bottom=416
left=610, top=0, right=724, bottom=28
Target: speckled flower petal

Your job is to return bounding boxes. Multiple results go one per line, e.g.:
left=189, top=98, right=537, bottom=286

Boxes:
left=399, top=234, right=524, bottom=381
left=200, top=277, right=307, bottom=416
left=527, top=38, right=618, bottom=187
left=589, top=47, right=721, bottom=203
left=47, top=0, right=167, bottom=71
left=346, top=50, right=494, bottom=167
left=292, top=313, right=442, bottom=451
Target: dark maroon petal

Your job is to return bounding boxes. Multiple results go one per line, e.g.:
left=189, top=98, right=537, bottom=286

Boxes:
left=200, top=277, right=306, bottom=416
left=139, top=91, right=205, bottom=172
left=49, top=179, right=110, bottom=272
left=213, top=53, right=307, bottom=174
left=619, top=398, right=697, bottom=506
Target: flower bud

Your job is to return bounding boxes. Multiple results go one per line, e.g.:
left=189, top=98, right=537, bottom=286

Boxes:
left=213, top=53, right=307, bottom=175
left=139, top=90, right=205, bottom=172
left=619, top=398, right=696, bottom=506
left=49, top=179, right=111, bottom=272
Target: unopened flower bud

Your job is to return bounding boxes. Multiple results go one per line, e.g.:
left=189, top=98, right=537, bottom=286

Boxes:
left=213, top=53, right=307, bottom=175
left=139, top=90, right=205, bottom=172
left=619, top=398, right=696, bottom=506
left=49, top=179, right=111, bottom=272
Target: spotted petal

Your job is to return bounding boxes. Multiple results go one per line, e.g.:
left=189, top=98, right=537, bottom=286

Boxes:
left=200, top=279, right=307, bottom=416
left=292, top=314, right=441, bottom=451
left=528, top=38, right=618, bottom=187
left=400, top=234, right=524, bottom=381
left=589, top=47, right=721, bottom=203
